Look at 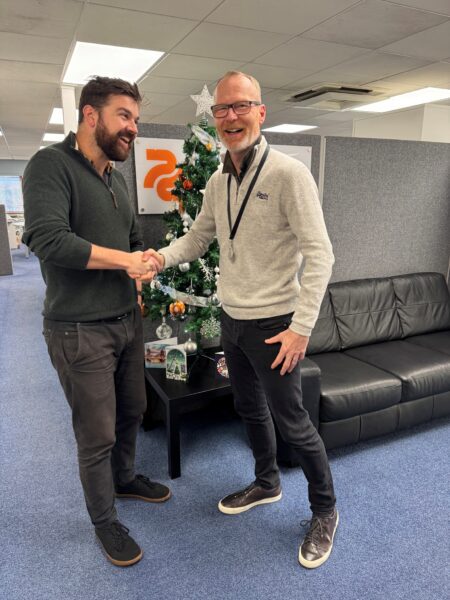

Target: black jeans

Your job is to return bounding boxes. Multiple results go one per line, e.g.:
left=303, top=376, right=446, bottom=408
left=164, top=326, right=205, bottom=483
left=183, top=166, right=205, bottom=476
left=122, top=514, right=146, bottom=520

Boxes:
left=221, top=310, right=336, bottom=515
left=43, top=306, right=147, bottom=527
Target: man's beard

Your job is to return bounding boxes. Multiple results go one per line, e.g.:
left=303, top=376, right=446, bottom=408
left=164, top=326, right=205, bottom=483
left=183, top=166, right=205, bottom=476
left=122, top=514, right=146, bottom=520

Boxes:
left=95, top=116, right=134, bottom=162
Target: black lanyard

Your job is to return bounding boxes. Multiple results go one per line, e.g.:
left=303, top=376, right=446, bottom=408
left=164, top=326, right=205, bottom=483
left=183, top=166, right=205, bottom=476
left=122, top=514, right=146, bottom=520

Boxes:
left=226, top=145, right=270, bottom=257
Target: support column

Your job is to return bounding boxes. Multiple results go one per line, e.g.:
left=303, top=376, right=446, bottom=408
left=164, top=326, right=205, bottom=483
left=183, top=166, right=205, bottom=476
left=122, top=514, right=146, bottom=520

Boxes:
left=61, top=85, right=78, bottom=136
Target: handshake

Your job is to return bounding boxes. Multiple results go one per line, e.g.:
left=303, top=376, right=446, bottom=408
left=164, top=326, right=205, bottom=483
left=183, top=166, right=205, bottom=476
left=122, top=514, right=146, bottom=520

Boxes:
left=126, top=249, right=165, bottom=281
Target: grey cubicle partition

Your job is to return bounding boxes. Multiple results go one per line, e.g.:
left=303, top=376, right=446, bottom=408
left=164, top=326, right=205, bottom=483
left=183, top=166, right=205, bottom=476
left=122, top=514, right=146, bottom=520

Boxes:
left=322, top=137, right=450, bottom=283
left=0, top=204, right=13, bottom=276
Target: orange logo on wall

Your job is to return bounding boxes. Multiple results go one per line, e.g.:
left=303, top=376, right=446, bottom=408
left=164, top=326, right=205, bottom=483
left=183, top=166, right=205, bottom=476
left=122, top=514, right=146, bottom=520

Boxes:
left=144, top=149, right=182, bottom=202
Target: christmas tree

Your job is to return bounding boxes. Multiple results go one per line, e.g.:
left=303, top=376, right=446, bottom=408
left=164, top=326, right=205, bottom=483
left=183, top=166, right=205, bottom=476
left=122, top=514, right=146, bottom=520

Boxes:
left=143, top=87, right=222, bottom=346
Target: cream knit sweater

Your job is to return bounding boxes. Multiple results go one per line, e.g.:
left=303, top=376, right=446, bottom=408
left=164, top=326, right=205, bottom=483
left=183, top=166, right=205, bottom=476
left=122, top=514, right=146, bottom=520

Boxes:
left=159, top=136, right=334, bottom=337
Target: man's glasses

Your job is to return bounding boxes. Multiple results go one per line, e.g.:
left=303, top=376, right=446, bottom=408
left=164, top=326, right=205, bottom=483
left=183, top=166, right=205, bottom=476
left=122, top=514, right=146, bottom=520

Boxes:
left=211, top=101, right=262, bottom=118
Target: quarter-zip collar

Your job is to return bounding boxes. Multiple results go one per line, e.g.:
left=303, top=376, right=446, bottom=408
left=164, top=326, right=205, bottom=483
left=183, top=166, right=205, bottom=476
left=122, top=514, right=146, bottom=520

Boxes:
left=222, top=135, right=262, bottom=184
left=66, top=132, right=118, bottom=208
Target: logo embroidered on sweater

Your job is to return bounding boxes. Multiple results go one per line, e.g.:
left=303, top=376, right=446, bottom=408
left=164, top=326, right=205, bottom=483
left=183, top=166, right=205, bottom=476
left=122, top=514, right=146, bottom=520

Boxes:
left=256, top=191, right=269, bottom=200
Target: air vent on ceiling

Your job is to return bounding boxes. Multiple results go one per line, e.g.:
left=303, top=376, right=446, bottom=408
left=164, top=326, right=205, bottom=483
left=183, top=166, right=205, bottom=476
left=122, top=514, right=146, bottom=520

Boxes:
left=285, top=84, right=384, bottom=111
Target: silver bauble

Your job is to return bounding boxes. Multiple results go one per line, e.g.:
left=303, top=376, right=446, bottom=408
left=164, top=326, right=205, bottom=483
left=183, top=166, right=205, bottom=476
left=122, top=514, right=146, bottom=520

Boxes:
left=166, top=232, right=174, bottom=241
left=156, top=317, right=172, bottom=340
left=209, top=293, right=220, bottom=306
left=203, top=288, right=212, bottom=296
left=179, top=262, right=190, bottom=273
left=214, top=266, right=220, bottom=273
left=184, top=338, right=198, bottom=354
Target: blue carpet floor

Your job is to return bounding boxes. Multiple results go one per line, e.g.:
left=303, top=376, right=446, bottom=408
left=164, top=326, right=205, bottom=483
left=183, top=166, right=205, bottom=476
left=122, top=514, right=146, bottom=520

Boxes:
left=1, top=251, right=449, bottom=600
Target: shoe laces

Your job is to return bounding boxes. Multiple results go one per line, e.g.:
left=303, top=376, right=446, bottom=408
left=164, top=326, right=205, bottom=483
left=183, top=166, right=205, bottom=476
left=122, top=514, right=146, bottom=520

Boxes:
left=109, top=521, right=130, bottom=551
left=300, top=515, right=329, bottom=546
left=135, top=474, right=154, bottom=487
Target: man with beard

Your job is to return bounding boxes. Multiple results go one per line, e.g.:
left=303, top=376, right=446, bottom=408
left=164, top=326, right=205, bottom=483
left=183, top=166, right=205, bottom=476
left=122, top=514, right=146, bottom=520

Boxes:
left=144, top=71, right=338, bottom=569
left=23, top=76, right=171, bottom=567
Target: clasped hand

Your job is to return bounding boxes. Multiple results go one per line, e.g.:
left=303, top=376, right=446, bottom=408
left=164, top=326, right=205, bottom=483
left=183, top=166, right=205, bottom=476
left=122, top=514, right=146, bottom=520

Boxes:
left=265, top=329, right=309, bottom=376
left=126, top=249, right=164, bottom=281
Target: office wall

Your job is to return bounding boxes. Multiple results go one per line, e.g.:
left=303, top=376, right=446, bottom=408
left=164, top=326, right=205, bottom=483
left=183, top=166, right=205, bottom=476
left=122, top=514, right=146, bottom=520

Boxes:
left=117, top=123, right=322, bottom=248
left=322, top=136, right=450, bottom=283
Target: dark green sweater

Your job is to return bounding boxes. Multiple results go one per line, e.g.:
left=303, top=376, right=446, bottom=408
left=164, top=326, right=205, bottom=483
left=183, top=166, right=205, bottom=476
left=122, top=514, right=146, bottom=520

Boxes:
left=23, top=132, right=143, bottom=321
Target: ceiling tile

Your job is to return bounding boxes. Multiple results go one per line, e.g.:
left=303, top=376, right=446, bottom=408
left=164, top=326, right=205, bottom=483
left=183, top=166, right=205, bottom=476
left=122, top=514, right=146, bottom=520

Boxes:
left=380, top=21, right=450, bottom=61
left=0, top=81, right=59, bottom=110
left=0, top=32, right=71, bottom=64
left=140, top=91, right=188, bottom=117
left=255, top=37, right=369, bottom=70
left=139, top=75, right=212, bottom=95
left=383, top=0, right=450, bottom=17
left=367, top=61, right=450, bottom=88
left=263, top=106, right=326, bottom=122
left=150, top=102, right=215, bottom=125
left=282, top=71, right=372, bottom=91
left=238, top=63, right=314, bottom=88
left=150, top=54, right=244, bottom=80
left=302, top=0, right=447, bottom=50
left=171, top=22, right=291, bottom=61
left=316, top=52, right=431, bottom=82
left=77, top=5, right=198, bottom=51
left=75, top=0, right=222, bottom=20
left=205, top=0, right=361, bottom=34
left=0, top=60, right=62, bottom=84
left=1, top=0, right=82, bottom=38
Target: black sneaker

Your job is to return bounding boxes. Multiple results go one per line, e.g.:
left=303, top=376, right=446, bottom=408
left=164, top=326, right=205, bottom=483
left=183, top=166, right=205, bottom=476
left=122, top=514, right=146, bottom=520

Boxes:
left=95, top=521, right=142, bottom=567
left=218, top=482, right=282, bottom=515
left=116, top=474, right=171, bottom=503
left=298, top=509, right=339, bottom=569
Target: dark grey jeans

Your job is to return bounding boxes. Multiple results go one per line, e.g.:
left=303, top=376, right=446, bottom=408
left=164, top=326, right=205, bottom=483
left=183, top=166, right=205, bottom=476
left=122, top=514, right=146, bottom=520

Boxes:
left=43, top=306, right=147, bottom=527
left=221, top=310, right=336, bottom=516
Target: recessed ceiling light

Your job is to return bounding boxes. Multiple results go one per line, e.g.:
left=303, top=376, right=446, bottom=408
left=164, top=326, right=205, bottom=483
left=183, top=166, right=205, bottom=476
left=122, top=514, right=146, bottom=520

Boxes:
left=63, top=41, right=164, bottom=85
left=43, top=133, right=65, bottom=142
left=50, top=108, right=79, bottom=125
left=263, top=124, right=317, bottom=133
left=351, top=87, right=450, bottom=113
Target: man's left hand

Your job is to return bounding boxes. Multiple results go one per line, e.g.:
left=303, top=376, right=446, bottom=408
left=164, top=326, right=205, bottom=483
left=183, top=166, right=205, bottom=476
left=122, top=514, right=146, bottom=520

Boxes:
left=265, top=329, right=309, bottom=376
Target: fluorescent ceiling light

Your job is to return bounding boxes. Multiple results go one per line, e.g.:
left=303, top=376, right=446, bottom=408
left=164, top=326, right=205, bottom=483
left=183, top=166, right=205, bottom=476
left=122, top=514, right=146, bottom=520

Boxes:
left=263, top=124, right=317, bottom=133
left=351, top=87, right=450, bottom=113
left=63, top=41, right=164, bottom=85
left=43, top=133, right=65, bottom=142
left=50, top=108, right=79, bottom=125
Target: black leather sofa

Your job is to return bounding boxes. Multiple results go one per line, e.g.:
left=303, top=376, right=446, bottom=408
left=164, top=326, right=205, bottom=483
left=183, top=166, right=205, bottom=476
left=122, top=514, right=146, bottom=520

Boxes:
left=302, top=271, right=450, bottom=451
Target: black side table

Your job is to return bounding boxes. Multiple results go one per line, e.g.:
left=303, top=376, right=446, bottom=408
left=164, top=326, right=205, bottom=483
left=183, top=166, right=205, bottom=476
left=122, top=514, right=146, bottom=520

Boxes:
left=144, top=353, right=232, bottom=478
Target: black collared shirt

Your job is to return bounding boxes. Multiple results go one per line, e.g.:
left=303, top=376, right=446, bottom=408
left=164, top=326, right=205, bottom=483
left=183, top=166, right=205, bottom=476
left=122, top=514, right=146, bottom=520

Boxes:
left=222, top=135, right=262, bottom=185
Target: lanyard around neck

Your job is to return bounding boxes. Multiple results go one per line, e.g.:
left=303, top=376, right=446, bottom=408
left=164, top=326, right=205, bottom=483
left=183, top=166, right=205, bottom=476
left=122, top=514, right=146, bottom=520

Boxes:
left=226, top=144, right=270, bottom=246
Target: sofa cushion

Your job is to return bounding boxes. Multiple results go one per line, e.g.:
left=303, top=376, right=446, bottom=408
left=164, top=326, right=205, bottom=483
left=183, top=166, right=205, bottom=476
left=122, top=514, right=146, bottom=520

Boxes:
left=406, top=331, right=450, bottom=356
left=311, top=352, right=402, bottom=422
left=328, top=277, right=402, bottom=349
left=345, top=340, right=450, bottom=402
left=392, top=272, right=450, bottom=337
left=307, top=291, right=341, bottom=355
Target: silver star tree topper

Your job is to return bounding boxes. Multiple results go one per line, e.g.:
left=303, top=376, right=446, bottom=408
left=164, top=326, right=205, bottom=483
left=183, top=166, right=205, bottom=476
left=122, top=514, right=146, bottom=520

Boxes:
left=190, top=84, right=214, bottom=117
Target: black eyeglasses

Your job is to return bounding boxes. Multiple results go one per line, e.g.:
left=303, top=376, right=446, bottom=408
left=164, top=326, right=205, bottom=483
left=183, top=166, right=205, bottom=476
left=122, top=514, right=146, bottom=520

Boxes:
left=211, top=101, right=262, bottom=118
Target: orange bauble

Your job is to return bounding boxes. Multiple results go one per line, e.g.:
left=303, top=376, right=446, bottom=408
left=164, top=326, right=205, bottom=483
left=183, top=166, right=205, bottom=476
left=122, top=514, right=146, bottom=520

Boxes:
left=169, top=300, right=186, bottom=316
